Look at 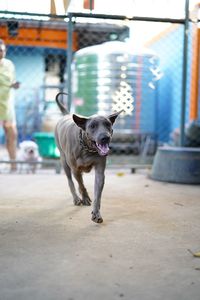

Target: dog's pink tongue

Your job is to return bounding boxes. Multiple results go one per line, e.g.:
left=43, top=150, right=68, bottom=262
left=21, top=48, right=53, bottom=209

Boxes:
left=96, top=143, right=110, bottom=156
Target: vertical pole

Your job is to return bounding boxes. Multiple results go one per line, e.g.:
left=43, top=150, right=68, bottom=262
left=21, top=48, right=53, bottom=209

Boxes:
left=67, top=13, right=73, bottom=110
left=180, top=0, right=190, bottom=146
left=89, top=0, right=93, bottom=12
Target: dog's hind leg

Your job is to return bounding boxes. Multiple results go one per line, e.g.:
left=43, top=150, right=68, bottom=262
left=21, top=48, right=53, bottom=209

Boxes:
left=73, top=171, right=92, bottom=206
left=60, top=156, right=82, bottom=206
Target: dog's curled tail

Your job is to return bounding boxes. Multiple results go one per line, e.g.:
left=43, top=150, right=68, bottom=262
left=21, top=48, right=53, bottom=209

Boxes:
left=55, top=92, right=69, bottom=115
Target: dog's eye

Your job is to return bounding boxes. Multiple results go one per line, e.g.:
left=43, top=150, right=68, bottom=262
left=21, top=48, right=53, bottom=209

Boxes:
left=104, top=121, right=111, bottom=129
left=90, top=122, right=97, bottom=129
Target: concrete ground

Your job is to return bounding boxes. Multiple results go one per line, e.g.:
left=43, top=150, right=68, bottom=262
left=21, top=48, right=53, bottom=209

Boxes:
left=0, top=169, right=200, bottom=300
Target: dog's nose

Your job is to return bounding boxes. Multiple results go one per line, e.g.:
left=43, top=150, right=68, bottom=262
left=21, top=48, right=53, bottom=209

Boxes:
left=99, top=134, right=110, bottom=145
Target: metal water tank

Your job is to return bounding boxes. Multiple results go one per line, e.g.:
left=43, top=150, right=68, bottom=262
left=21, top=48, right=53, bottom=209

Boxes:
left=72, top=41, right=161, bottom=146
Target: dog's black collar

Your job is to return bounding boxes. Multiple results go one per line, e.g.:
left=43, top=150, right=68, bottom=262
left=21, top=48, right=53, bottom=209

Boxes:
left=79, top=129, right=98, bottom=153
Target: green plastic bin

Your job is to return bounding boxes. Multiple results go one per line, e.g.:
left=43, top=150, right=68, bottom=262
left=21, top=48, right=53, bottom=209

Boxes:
left=33, top=132, right=60, bottom=158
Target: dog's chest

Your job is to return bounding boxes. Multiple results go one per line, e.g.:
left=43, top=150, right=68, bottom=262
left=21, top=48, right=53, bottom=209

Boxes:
left=78, top=164, right=93, bottom=173
left=76, top=155, right=95, bottom=173
left=76, top=150, right=105, bottom=173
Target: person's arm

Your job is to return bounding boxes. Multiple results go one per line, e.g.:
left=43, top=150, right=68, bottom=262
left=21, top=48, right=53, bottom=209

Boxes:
left=9, top=59, right=20, bottom=89
left=11, top=81, right=20, bottom=89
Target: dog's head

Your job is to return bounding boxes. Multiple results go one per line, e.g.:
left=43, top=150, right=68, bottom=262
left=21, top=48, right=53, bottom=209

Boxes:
left=73, top=111, right=123, bottom=156
left=19, top=141, right=40, bottom=160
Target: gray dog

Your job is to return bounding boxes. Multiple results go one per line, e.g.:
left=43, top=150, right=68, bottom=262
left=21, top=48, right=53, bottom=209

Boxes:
left=55, top=93, right=122, bottom=223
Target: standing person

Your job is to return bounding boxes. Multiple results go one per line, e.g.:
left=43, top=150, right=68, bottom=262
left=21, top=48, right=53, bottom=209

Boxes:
left=0, top=39, right=20, bottom=171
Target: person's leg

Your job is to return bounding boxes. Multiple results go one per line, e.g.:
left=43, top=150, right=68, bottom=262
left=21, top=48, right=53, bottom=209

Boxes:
left=3, top=121, right=17, bottom=170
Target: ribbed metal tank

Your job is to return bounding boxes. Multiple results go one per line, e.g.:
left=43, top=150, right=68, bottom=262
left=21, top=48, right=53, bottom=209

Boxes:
left=72, top=41, right=161, bottom=146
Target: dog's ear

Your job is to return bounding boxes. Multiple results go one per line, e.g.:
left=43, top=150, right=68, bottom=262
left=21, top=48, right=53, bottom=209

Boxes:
left=73, top=114, right=88, bottom=130
left=108, top=110, right=124, bottom=125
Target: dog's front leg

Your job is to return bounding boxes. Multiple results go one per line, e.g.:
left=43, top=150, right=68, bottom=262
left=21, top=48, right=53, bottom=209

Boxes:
left=91, top=162, right=106, bottom=223
left=73, top=170, right=92, bottom=206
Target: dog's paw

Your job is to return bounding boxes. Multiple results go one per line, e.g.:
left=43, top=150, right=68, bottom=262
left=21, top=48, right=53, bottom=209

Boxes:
left=73, top=196, right=82, bottom=206
left=82, top=196, right=92, bottom=206
left=91, top=211, right=103, bottom=223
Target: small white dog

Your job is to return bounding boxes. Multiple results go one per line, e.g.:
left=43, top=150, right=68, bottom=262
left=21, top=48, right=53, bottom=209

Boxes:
left=17, top=140, right=42, bottom=173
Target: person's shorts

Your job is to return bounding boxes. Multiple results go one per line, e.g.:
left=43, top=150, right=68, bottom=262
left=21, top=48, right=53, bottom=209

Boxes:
left=0, top=97, right=16, bottom=125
